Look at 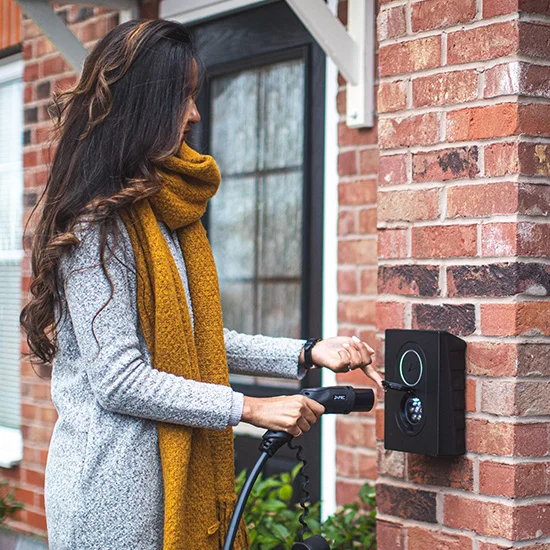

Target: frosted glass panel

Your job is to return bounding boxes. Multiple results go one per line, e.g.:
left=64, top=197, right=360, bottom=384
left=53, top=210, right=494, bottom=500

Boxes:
left=261, top=60, right=304, bottom=170
left=220, top=282, right=254, bottom=334
left=211, top=72, right=258, bottom=176
left=209, top=57, right=305, bottom=342
left=209, top=176, right=256, bottom=279
left=259, top=172, right=302, bottom=278
left=259, top=282, right=301, bottom=339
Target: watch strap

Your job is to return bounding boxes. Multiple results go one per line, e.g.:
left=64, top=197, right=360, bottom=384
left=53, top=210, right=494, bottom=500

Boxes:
left=303, top=338, right=321, bottom=370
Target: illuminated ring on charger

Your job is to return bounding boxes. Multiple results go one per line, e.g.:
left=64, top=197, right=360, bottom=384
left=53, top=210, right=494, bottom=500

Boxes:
left=399, top=349, right=423, bottom=387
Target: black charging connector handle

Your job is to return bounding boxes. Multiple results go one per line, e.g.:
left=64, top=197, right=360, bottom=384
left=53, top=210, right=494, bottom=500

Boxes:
left=382, top=380, right=414, bottom=394
left=261, top=386, right=375, bottom=455
left=301, top=386, right=375, bottom=414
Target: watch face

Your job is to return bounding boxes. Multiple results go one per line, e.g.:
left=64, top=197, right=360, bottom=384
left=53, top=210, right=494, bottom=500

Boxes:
left=399, top=349, right=424, bottom=387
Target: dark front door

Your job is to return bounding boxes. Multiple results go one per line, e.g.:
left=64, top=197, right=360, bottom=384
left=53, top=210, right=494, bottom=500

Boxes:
left=192, top=1, right=325, bottom=502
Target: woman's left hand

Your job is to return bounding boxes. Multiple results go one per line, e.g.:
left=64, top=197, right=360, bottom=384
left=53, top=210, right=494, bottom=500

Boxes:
left=307, top=336, right=384, bottom=391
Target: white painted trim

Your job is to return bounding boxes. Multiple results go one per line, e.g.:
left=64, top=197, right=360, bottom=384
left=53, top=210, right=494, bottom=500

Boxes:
left=0, top=426, right=22, bottom=469
left=285, top=0, right=358, bottom=85
left=0, top=59, right=23, bottom=84
left=320, top=0, right=339, bottom=522
left=346, top=0, right=375, bottom=128
left=160, top=0, right=266, bottom=23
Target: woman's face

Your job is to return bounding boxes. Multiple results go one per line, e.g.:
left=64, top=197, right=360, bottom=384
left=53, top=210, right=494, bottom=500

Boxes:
left=183, top=59, right=201, bottom=142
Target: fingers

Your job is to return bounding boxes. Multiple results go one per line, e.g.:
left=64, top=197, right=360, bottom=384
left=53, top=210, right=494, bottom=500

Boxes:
left=342, top=337, right=373, bottom=372
left=305, top=397, right=326, bottom=418
left=340, top=337, right=383, bottom=392
left=297, top=417, right=311, bottom=434
left=362, top=363, right=384, bottom=390
left=288, top=396, right=325, bottom=437
left=350, top=336, right=373, bottom=366
left=337, top=348, right=352, bottom=371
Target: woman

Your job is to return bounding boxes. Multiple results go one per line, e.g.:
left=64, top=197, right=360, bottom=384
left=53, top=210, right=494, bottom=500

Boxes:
left=20, top=19, right=382, bottom=550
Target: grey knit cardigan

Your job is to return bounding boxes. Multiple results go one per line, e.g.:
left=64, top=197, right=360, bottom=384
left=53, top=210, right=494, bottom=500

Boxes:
left=45, top=213, right=306, bottom=549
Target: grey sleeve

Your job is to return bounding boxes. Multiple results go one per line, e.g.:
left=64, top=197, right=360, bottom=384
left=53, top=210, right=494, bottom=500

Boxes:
left=224, top=328, right=307, bottom=380
left=60, top=219, right=243, bottom=430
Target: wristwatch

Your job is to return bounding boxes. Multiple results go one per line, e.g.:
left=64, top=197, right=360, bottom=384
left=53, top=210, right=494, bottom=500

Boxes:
left=302, top=338, right=321, bottom=370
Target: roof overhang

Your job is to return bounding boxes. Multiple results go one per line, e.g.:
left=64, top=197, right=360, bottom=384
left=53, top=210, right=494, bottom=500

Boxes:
left=15, top=0, right=374, bottom=128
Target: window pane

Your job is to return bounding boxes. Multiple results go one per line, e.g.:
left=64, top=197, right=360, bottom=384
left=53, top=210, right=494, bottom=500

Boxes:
left=220, top=281, right=255, bottom=334
left=209, top=57, right=305, bottom=346
left=261, top=59, right=304, bottom=170
left=211, top=71, right=258, bottom=176
left=0, top=169, right=23, bottom=252
left=0, top=78, right=23, bottom=166
left=258, top=172, right=302, bottom=278
left=0, top=260, right=22, bottom=428
left=258, top=282, right=301, bottom=339
left=209, top=175, right=256, bottom=279
left=0, top=68, right=23, bottom=429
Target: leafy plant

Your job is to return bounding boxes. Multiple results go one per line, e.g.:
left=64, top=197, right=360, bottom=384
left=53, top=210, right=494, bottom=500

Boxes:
left=321, top=483, right=376, bottom=549
left=0, top=481, right=24, bottom=525
left=235, top=467, right=376, bottom=550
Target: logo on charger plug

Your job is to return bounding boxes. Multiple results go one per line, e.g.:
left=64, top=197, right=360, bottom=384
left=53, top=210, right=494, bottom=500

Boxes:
left=334, top=395, right=346, bottom=400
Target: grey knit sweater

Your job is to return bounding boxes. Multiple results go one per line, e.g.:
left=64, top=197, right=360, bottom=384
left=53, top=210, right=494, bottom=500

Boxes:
left=45, top=213, right=306, bottom=549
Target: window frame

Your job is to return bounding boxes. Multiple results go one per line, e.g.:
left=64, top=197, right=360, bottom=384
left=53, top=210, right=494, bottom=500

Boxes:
left=0, top=54, right=24, bottom=469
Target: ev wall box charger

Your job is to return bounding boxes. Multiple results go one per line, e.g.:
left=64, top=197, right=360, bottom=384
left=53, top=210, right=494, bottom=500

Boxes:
left=384, top=329, right=467, bottom=457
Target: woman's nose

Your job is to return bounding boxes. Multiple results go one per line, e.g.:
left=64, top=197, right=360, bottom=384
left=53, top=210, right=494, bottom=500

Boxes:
left=188, top=100, right=201, bottom=124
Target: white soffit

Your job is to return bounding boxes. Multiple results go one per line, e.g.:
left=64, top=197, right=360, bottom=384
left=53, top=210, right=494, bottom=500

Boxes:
left=160, top=0, right=267, bottom=23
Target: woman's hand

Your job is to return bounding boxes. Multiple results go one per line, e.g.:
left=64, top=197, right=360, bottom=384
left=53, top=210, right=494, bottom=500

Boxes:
left=304, top=336, right=384, bottom=392
left=241, top=395, right=325, bottom=438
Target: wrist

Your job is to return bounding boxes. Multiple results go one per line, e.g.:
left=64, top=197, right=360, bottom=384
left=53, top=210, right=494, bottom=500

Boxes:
left=302, top=338, right=322, bottom=370
left=242, top=395, right=256, bottom=424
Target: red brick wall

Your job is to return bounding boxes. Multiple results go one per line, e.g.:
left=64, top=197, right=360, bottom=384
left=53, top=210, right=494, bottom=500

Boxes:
left=374, top=0, right=550, bottom=547
left=0, top=8, right=120, bottom=540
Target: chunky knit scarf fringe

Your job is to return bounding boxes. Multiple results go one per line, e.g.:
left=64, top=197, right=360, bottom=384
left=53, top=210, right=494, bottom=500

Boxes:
left=119, top=143, right=249, bottom=550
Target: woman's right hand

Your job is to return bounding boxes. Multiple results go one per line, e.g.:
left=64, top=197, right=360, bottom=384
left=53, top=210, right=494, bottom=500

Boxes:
left=242, top=395, right=325, bottom=437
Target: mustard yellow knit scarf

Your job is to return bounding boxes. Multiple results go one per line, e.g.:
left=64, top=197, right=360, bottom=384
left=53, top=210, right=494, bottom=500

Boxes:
left=119, top=143, right=249, bottom=550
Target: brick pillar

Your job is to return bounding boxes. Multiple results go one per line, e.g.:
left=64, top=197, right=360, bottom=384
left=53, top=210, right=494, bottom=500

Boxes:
left=376, top=0, right=550, bottom=547
left=334, top=0, right=381, bottom=504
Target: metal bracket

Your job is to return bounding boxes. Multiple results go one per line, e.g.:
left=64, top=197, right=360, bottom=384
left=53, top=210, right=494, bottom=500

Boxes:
left=14, top=0, right=139, bottom=73
left=284, top=0, right=374, bottom=128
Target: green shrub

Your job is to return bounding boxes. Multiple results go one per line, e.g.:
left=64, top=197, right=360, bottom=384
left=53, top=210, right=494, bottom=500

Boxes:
left=321, top=483, right=376, bottom=549
left=235, top=466, right=376, bottom=550
left=0, top=481, right=24, bottom=525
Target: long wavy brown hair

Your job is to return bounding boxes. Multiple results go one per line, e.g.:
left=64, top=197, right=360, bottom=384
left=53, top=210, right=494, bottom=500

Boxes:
left=20, top=19, right=200, bottom=377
